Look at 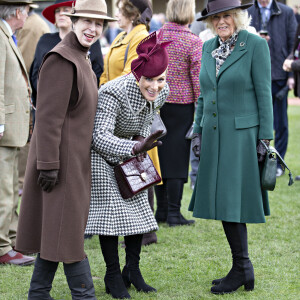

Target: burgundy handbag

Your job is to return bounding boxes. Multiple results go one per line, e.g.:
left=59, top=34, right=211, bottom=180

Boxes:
left=114, top=154, right=161, bottom=199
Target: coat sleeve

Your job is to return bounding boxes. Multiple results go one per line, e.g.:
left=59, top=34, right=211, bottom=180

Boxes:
left=291, top=60, right=300, bottom=72
left=35, top=53, right=75, bottom=170
left=90, top=40, right=103, bottom=86
left=0, top=36, right=5, bottom=125
left=251, top=38, right=273, bottom=140
left=92, top=87, right=137, bottom=159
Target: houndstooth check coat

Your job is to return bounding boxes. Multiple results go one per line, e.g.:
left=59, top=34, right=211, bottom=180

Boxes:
left=85, top=74, right=169, bottom=236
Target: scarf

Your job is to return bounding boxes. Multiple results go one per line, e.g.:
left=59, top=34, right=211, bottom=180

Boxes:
left=212, top=32, right=238, bottom=76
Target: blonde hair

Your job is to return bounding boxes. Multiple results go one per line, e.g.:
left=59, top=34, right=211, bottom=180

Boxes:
left=166, top=0, right=195, bottom=25
left=205, top=9, right=252, bottom=35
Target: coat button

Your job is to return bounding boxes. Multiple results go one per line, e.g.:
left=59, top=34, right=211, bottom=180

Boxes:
left=212, top=100, right=216, bottom=104
left=213, top=126, right=217, bottom=130
left=213, top=112, right=217, bottom=117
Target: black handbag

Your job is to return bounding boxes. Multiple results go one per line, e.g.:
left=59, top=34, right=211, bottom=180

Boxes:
left=185, top=123, right=194, bottom=139
left=114, top=154, right=161, bottom=199
left=260, top=140, right=294, bottom=191
left=150, top=112, right=167, bottom=138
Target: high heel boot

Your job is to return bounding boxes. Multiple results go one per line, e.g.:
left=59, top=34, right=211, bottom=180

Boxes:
left=154, top=183, right=168, bottom=223
left=28, top=253, right=58, bottom=300
left=122, top=234, right=156, bottom=293
left=63, top=257, right=96, bottom=299
left=99, top=235, right=131, bottom=299
left=211, top=222, right=255, bottom=294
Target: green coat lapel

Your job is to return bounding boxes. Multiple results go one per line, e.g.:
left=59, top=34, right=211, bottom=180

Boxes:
left=217, top=30, right=249, bottom=81
left=203, top=37, right=219, bottom=86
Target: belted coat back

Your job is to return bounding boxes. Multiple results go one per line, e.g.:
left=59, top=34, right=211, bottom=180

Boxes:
left=15, top=32, right=98, bottom=262
left=189, top=31, right=273, bottom=223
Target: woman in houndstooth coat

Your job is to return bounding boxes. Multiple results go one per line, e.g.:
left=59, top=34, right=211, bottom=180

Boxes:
left=86, top=31, right=171, bottom=298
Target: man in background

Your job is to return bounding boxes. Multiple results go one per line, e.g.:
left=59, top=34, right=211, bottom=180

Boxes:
left=248, top=0, right=297, bottom=177
left=0, top=0, right=35, bottom=266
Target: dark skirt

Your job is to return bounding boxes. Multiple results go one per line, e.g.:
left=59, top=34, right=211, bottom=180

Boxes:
left=158, top=103, right=194, bottom=181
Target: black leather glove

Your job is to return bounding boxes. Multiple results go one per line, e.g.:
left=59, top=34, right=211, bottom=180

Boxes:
left=132, top=130, right=163, bottom=157
left=191, top=133, right=202, bottom=158
left=257, top=139, right=270, bottom=163
left=133, top=135, right=146, bottom=162
left=38, top=170, right=59, bottom=193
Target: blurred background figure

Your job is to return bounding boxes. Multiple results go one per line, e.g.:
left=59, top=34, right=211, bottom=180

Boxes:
left=248, top=0, right=297, bottom=177
left=30, top=0, right=103, bottom=110
left=99, top=0, right=159, bottom=246
left=293, top=5, right=300, bottom=24
left=16, top=2, right=50, bottom=197
left=155, top=0, right=203, bottom=227
left=0, top=0, right=35, bottom=266
left=104, top=20, right=122, bottom=44
left=283, top=23, right=300, bottom=180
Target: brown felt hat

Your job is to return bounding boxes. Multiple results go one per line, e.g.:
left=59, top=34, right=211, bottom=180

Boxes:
left=63, top=0, right=117, bottom=21
left=198, top=0, right=253, bottom=21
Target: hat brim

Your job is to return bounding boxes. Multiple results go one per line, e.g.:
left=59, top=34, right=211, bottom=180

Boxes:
left=197, top=3, right=253, bottom=21
left=63, top=12, right=117, bottom=22
left=42, top=1, right=74, bottom=24
left=0, top=0, right=33, bottom=4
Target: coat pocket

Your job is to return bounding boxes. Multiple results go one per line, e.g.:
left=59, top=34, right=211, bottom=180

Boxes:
left=5, top=104, right=15, bottom=114
left=235, top=114, right=259, bottom=129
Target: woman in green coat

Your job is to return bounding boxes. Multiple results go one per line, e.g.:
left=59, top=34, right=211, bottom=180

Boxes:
left=189, top=0, right=273, bottom=295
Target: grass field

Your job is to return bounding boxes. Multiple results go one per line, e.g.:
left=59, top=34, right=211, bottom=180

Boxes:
left=1, top=106, right=300, bottom=300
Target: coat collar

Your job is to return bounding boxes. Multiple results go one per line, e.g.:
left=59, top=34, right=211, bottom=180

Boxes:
left=0, top=19, right=27, bottom=77
left=254, top=0, right=281, bottom=16
left=204, top=30, right=249, bottom=84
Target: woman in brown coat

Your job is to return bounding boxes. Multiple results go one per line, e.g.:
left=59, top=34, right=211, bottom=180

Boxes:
left=15, top=0, right=115, bottom=299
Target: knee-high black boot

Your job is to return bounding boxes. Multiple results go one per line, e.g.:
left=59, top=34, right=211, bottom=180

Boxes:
left=166, top=179, right=195, bottom=227
left=154, top=182, right=168, bottom=222
left=99, top=235, right=131, bottom=299
left=142, top=187, right=157, bottom=246
left=122, top=234, right=156, bottom=293
left=28, top=253, right=58, bottom=300
left=211, top=222, right=255, bottom=294
left=63, top=257, right=96, bottom=299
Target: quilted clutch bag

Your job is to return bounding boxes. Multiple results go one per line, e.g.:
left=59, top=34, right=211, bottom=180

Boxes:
left=114, top=154, right=161, bottom=199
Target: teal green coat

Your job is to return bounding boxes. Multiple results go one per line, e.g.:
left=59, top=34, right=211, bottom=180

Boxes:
left=189, top=30, right=273, bottom=223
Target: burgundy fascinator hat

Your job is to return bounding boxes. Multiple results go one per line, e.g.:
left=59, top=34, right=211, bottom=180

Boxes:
left=42, top=0, right=74, bottom=24
left=131, top=31, right=172, bottom=82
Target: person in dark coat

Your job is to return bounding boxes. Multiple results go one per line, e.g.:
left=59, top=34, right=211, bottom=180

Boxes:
left=15, top=0, right=116, bottom=299
left=283, top=24, right=300, bottom=180
left=86, top=31, right=171, bottom=299
left=248, top=0, right=297, bottom=177
left=30, top=0, right=104, bottom=108
left=189, top=0, right=273, bottom=294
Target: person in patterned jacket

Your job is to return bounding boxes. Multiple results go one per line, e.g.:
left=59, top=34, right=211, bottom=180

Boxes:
left=85, top=31, right=171, bottom=299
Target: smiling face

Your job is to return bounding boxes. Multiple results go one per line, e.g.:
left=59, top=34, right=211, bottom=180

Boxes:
left=115, top=1, right=132, bottom=30
left=73, top=17, right=104, bottom=48
left=139, top=71, right=167, bottom=102
left=211, top=12, right=236, bottom=42
left=55, top=6, right=72, bottom=29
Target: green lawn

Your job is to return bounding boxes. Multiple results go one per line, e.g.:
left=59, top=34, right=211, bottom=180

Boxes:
left=1, top=106, right=300, bottom=300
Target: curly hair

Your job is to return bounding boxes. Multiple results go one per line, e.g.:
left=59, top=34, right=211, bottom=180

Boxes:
left=205, top=9, right=252, bottom=35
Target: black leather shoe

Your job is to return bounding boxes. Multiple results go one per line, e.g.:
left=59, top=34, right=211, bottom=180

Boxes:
left=212, top=276, right=226, bottom=285
left=167, top=214, right=195, bottom=227
left=104, top=273, right=131, bottom=299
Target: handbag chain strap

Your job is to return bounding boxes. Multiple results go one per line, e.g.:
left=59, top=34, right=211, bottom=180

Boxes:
left=260, top=140, right=294, bottom=186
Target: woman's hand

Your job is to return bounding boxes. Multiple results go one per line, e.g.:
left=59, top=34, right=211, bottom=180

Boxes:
left=38, top=170, right=59, bottom=192
left=283, top=59, right=293, bottom=72
left=132, top=130, right=163, bottom=156
left=133, top=135, right=146, bottom=161
left=191, top=133, right=202, bottom=158
left=257, top=139, right=270, bottom=163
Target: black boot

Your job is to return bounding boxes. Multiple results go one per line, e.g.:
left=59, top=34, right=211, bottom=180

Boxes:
left=142, top=187, right=157, bottom=246
left=28, top=253, right=58, bottom=300
left=99, top=235, right=131, bottom=299
left=154, top=183, right=168, bottom=223
left=122, top=234, right=156, bottom=293
left=63, top=257, right=96, bottom=299
left=165, top=179, right=195, bottom=227
left=211, top=222, right=255, bottom=294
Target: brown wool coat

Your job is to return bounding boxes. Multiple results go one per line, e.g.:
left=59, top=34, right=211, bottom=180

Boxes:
left=15, top=32, right=98, bottom=263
